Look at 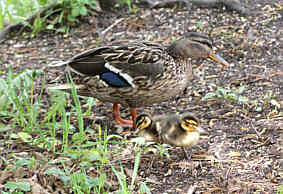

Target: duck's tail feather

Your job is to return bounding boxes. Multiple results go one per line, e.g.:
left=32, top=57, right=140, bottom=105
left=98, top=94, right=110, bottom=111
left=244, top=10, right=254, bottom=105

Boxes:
left=47, top=83, right=91, bottom=97
left=47, top=83, right=85, bottom=90
left=48, top=61, right=69, bottom=67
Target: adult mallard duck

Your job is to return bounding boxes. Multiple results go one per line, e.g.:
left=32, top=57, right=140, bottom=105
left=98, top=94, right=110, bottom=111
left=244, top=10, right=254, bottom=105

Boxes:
left=135, top=112, right=208, bottom=147
left=49, top=32, right=228, bottom=128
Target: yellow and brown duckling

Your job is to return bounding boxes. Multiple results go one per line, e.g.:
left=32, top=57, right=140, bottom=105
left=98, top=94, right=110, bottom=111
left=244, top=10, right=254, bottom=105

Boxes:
left=49, top=32, right=228, bottom=128
left=135, top=113, right=160, bottom=143
left=135, top=112, right=208, bottom=147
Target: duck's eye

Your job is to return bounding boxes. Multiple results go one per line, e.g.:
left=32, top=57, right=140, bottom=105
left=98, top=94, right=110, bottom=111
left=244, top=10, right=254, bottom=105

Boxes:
left=181, top=119, right=198, bottom=131
left=136, top=116, right=151, bottom=129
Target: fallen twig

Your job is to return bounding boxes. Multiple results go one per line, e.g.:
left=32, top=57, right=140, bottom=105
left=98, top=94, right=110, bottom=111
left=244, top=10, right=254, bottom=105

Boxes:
left=100, top=18, right=125, bottom=39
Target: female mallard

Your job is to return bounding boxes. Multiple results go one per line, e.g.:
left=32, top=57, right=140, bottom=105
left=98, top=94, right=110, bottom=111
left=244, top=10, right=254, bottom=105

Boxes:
left=50, top=32, right=228, bottom=128
left=135, top=112, right=208, bottom=147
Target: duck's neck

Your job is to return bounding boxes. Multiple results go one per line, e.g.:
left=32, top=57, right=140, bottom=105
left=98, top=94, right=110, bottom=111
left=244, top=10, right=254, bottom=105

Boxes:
left=166, top=42, right=183, bottom=59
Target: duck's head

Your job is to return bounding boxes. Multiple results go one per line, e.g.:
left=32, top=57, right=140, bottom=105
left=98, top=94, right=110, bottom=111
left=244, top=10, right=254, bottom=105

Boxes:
left=167, top=32, right=229, bottom=67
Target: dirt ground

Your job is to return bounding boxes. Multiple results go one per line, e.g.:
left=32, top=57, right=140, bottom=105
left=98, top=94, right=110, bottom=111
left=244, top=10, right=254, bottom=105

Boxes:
left=0, top=0, right=282, bottom=193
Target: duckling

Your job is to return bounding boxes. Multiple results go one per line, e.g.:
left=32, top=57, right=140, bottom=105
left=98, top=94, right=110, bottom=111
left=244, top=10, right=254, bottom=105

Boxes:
left=135, top=112, right=208, bottom=147
left=135, top=113, right=159, bottom=142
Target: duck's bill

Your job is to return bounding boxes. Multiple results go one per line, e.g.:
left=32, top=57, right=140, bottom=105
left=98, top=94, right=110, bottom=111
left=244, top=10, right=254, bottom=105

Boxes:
left=197, top=126, right=209, bottom=135
left=209, top=53, right=229, bottom=66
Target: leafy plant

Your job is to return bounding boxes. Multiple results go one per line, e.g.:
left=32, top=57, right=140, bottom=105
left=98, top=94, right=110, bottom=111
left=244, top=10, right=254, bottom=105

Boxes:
left=264, top=91, right=280, bottom=109
left=115, top=0, right=137, bottom=13
left=3, top=181, right=31, bottom=192
left=45, top=0, right=98, bottom=33
left=131, top=136, right=171, bottom=158
left=277, top=185, right=283, bottom=194
left=0, top=0, right=7, bottom=29
left=250, top=90, right=280, bottom=113
left=0, top=0, right=42, bottom=29
left=154, top=144, right=170, bottom=158
left=0, top=0, right=98, bottom=34
left=203, top=85, right=249, bottom=103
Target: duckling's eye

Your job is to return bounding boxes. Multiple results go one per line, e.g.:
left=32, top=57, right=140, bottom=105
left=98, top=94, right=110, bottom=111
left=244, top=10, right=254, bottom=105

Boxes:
left=185, top=119, right=198, bottom=126
left=181, top=120, right=198, bottom=131
left=136, top=116, right=151, bottom=129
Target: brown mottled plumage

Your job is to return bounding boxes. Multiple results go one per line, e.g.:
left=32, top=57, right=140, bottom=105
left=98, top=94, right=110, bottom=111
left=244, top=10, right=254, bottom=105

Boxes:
left=49, top=32, right=228, bottom=127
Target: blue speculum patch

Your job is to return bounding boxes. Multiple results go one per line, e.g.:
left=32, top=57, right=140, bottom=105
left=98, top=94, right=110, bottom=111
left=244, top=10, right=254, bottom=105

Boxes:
left=100, top=72, right=131, bottom=87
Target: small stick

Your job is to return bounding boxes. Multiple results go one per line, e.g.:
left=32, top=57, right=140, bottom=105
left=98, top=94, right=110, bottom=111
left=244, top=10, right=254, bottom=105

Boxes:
left=101, top=18, right=125, bottom=37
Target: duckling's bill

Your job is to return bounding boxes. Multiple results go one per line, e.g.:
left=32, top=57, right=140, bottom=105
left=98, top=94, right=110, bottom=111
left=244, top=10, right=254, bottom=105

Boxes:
left=209, top=53, right=229, bottom=66
left=196, top=126, right=209, bottom=135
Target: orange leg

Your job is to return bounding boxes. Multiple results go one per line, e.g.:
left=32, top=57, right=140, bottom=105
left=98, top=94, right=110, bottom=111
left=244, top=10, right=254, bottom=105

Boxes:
left=130, top=108, right=137, bottom=129
left=113, top=104, right=133, bottom=128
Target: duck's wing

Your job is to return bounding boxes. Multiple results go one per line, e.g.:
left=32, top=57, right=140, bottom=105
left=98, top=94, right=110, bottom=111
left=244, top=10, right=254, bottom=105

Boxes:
left=66, top=42, right=166, bottom=88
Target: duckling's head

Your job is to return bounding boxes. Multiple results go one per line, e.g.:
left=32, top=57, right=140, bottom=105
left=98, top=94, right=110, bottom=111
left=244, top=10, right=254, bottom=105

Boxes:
left=180, top=112, right=207, bottom=135
left=135, top=113, right=159, bottom=142
left=136, top=113, right=152, bottom=131
left=167, top=32, right=229, bottom=67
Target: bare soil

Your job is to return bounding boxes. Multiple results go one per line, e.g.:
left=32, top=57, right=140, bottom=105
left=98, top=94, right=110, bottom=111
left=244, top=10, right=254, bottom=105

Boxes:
left=0, top=0, right=282, bottom=193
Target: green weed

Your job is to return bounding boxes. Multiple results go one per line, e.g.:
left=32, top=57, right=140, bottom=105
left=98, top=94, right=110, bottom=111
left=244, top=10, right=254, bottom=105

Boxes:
left=0, top=67, right=44, bottom=131
left=277, top=185, right=283, bottom=194
left=111, top=141, right=151, bottom=193
left=3, top=181, right=31, bottom=193
left=0, top=67, right=148, bottom=193
left=1, top=0, right=98, bottom=34
left=250, top=90, right=280, bottom=114
left=115, top=0, right=137, bottom=13
left=203, top=85, right=249, bottom=104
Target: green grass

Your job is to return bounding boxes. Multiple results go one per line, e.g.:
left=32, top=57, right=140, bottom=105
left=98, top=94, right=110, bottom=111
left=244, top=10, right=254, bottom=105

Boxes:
left=277, top=185, right=283, bottom=194
left=0, top=0, right=97, bottom=34
left=1, top=0, right=137, bottom=34
left=0, top=66, right=150, bottom=193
